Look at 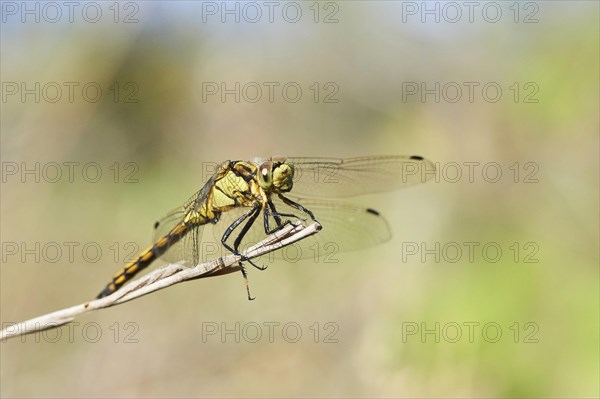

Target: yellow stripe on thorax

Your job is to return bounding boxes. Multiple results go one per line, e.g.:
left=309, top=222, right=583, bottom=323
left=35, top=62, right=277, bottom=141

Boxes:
left=210, top=163, right=263, bottom=212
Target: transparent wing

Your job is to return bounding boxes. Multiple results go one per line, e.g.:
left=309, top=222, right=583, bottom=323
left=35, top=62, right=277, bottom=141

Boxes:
left=152, top=207, right=186, bottom=243
left=287, top=155, right=435, bottom=198
left=151, top=182, right=214, bottom=266
left=208, top=196, right=391, bottom=262
left=151, top=206, right=204, bottom=266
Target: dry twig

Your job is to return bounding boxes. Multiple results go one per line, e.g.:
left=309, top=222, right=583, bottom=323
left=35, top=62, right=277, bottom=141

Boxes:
left=1, top=222, right=321, bottom=341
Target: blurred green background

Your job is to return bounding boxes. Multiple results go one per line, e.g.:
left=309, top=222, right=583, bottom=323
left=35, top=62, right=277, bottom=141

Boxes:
left=1, top=1, right=598, bottom=398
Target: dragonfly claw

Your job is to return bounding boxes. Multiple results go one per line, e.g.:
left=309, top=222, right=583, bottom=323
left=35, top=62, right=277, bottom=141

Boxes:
left=245, top=257, right=268, bottom=271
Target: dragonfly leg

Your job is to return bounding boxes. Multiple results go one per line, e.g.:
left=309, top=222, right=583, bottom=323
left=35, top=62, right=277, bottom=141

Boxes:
left=233, top=205, right=261, bottom=251
left=266, top=199, right=283, bottom=226
left=220, top=203, right=267, bottom=271
left=278, top=194, right=318, bottom=222
left=264, top=199, right=301, bottom=235
left=266, top=199, right=304, bottom=224
left=240, top=265, right=255, bottom=301
left=235, top=210, right=268, bottom=272
left=220, top=204, right=266, bottom=300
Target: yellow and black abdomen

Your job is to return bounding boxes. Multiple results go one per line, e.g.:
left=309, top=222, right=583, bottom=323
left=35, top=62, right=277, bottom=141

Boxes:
left=95, top=161, right=261, bottom=299
left=96, top=221, right=193, bottom=298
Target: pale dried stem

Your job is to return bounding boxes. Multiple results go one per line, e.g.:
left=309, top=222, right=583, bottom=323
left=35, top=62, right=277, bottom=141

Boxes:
left=0, top=222, right=321, bottom=341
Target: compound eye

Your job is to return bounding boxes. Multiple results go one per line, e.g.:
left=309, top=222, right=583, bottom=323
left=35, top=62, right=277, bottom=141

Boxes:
left=259, top=162, right=272, bottom=185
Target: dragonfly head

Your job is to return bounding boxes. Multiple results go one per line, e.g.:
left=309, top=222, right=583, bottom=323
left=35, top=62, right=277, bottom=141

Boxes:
left=258, top=158, right=294, bottom=193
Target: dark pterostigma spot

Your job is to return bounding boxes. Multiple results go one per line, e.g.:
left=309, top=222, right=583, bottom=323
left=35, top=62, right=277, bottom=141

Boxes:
left=366, top=208, right=380, bottom=216
left=410, top=155, right=424, bottom=160
left=154, top=221, right=160, bottom=229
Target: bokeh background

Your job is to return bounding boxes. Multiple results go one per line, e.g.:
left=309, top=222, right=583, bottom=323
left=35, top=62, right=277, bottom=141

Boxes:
left=1, top=1, right=598, bottom=398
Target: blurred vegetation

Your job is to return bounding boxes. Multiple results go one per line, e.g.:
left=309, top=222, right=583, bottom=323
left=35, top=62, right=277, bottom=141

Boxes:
left=1, top=1, right=598, bottom=398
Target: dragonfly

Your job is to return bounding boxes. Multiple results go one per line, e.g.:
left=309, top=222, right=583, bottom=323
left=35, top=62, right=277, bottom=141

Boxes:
left=96, top=155, right=435, bottom=299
